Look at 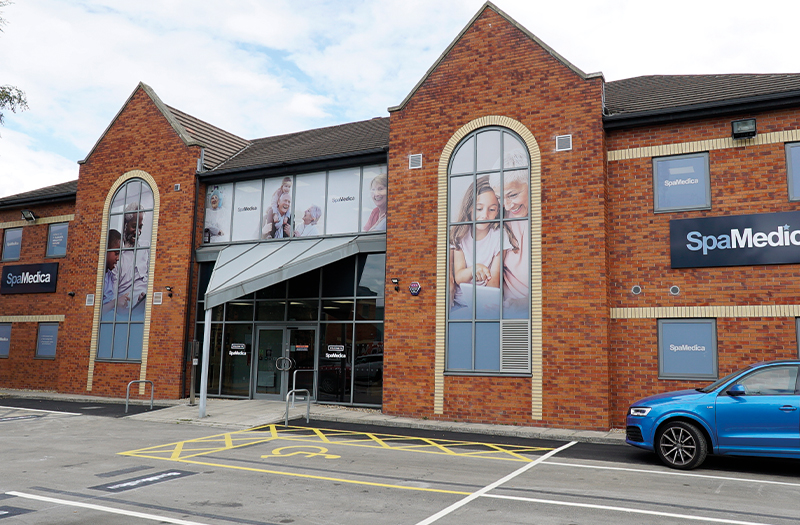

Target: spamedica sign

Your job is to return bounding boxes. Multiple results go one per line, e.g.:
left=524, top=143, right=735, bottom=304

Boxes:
left=671, top=211, right=800, bottom=268
left=1, top=263, right=59, bottom=294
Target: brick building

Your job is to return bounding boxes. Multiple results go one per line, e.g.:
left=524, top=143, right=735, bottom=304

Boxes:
left=3, top=2, right=800, bottom=430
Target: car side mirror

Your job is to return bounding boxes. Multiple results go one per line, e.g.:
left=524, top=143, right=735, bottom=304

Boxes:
left=727, top=384, right=746, bottom=396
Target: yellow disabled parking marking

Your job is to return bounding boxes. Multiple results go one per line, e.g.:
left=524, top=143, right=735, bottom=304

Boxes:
left=119, top=425, right=554, bottom=495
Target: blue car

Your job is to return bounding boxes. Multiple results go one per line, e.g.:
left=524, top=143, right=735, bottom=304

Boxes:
left=626, top=360, right=800, bottom=469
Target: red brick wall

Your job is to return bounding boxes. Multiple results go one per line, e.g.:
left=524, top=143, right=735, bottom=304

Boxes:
left=607, top=109, right=800, bottom=426
left=0, top=86, right=201, bottom=400
left=385, top=6, right=611, bottom=430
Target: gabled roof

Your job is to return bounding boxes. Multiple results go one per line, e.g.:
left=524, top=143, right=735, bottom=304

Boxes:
left=208, top=117, right=390, bottom=174
left=604, top=74, right=800, bottom=128
left=389, top=1, right=602, bottom=113
left=167, top=105, right=250, bottom=170
left=0, top=179, right=78, bottom=209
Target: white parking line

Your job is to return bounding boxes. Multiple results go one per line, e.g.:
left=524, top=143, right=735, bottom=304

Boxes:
left=414, top=441, right=577, bottom=525
left=0, top=405, right=81, bottom=416
left=545, top=461, right=800, bottom=488
left=483, top=493, right=778, bottom=525
left=6, top=492, right=209, bottom=525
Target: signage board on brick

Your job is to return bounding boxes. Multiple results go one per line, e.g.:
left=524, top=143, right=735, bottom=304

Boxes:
left=671, top=211, right=800, bottom=268
left=1, top=263, right=59, bottom=294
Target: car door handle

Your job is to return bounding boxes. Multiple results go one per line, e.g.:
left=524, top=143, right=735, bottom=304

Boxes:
left=779, top=405, right=798, bottom=412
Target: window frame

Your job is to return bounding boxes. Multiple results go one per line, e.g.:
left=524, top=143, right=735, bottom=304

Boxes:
left=786, top=142, right=800, bottom=202
left=657, top=318, right=718, bottom=380
left=445, top=126, right=532, bottom=375
left=652, top=152, right=711, bottom=213
left=46, top=222, right=69, bottom=258
left=35, top=322, right=59, bottom=359
left=0, top=323, right=10, bottom=358
left=2, top=227, right=23, bottom=261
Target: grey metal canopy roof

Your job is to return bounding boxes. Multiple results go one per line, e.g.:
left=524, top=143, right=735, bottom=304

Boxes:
left=204, top=235, right=385, bottom=309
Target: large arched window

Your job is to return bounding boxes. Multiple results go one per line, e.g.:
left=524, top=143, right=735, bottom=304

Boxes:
left=447, top=127, right=531, bottom=372
left=97, top=178, right=154, bottom=361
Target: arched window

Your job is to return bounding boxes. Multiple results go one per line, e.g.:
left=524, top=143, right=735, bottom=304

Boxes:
left=447, top=127, right=530, bottom=372
left=97, top=178, right=154, bottom=361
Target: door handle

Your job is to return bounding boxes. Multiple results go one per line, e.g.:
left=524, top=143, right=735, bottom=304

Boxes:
left=779, top=405, right=798, bottom=412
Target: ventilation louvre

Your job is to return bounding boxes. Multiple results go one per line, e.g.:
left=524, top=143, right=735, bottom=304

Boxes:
left=501, top=320, right=531, bottom=372
left=555, top=135, right=572, bottom=152
left=409, top=153, right=422, bottom=169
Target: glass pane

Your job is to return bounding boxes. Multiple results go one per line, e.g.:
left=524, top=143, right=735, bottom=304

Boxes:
left=231, top=179, right=263, bottom=242
left=361, top=165, right=388, bottom=232
left=450, top=175, right=474, bottom=223
left=289, top=269, right=320, bottom=297
left=140, top=182, right=154, bottom=210
left=289, top=329, right=315, bottom=391
left=356, top=253, right=385, bottom=297
left=256, top=301, right=286, bottom=321
left=127, top=323, right=143, bottom=361
left=110, top=186, right=127, bottom=214
left=475, top=323, right=500, bottom=371
left=501, top=170, right=529, bottom=219
left=204, top=183, right=232, bottom=243
left=654, top=154, right=709, bottom=211
left=220, top=324, right=252, bottom=396
left=322, top=300, right=354, bottom=321
left=256, top=281, right=286, bottom=299
left=97, top=324, right=113, bottom=359
left=318, top=323, right=352, bottom=403
left=740, top=366, right=799, bottom=395
left=476, top=130, right=502, bottom=172
left=126, top=180, right=142, bottom=208
left=450, top=136, right=475, bottom=175
left=322, top=256, right=355, bottom=297
left=225, top=301, right=254, bottom=322
left=288, top=300, right=318, bottom=321
left=123, top=206, right=150, bottom=249
left=326, top=168, right=360, bottom=235
left=659, top=320, right=716, bottom=378
left=293, top=171, right=326, bottom=236
left=450, top=225, right=474, bottom=320
left=207, top=324, right=223, bottom=395
left=210, top=304, right=225, bottom=322
left=447, top=322, right=472, bottom=370
left=255, top=329, right=282, bottom=395
left=112, top=323, right=129, bottom=359
left=262, top=177, right=294, bottom=239
left=789, top=145, right=800, bottom=200
left=47, top=223, right=69, bottom=257
left=503, top=219, right=529, bottom=320
left=0, top=324, right=10, bottom=357
left=503, top=132, right=528, bottom=168
left=353, top=323, right=383, bottom=405
left=356, top=298, right=384, bottom=320
left=2, top=228, right=21, bottom=260
left=197, top=263, right=214, bottom=300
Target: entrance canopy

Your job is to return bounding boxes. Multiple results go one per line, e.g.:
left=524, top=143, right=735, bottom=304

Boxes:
left=204, top=235, right=385, bottom=309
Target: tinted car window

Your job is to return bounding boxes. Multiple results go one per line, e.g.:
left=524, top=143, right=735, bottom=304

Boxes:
left=738, top=366, right=799, bottom=395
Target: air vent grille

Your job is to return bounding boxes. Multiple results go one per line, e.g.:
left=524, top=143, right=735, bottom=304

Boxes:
left=555, top=135, right=572, bottom=152
left=501, top=320, right=531, bottom=372
left=409, top=154, right=422, bottom=169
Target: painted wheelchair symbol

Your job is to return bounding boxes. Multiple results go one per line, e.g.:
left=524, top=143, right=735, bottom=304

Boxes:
left=262, top=446, right=340, bottom=460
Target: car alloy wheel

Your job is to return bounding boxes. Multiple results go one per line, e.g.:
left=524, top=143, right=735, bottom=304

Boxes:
left=655, top=421, right=708, bottom=470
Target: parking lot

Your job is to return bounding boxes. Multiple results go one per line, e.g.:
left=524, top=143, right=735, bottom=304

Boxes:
left=1, top=402, right=800, bottom=524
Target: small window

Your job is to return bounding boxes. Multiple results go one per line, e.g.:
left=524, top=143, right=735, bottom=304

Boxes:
left=46, top=222, right=69, bottom=257
left=653, top=152, right=711, bottom=213
left=2, top=227, right=22, bottom=261
left=0, top=323, right=10, bottom=358
left=786, top=143, right=800, bottom=201
left=36, top=322, right=59, bottom=358
left=658, top=319, right=717, bottom=380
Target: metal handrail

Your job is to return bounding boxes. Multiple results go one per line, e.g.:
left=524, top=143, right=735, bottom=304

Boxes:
left=292, top=368, right=316, bottom=394
left=285, top=389, right=311, bottom=426
left=125, top=380, right=154, bottom=414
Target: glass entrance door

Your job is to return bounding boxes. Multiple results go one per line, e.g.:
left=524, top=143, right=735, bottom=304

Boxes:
left=253, top=326, right=316, bottom=400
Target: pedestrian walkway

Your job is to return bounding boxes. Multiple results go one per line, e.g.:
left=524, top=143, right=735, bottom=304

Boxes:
left=0, top=388, right=625, bottom=445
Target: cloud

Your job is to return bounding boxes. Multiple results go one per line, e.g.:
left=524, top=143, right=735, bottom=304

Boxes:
left=0, top=129, right=77, bottom=198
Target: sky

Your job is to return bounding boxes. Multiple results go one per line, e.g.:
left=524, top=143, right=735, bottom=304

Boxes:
left=0, top=0, right=799, bottom=198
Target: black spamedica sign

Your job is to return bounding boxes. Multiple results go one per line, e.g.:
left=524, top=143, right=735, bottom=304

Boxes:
left=1, top=263, right=59, bottom=294
left=671, top=211, right=800, bottom=268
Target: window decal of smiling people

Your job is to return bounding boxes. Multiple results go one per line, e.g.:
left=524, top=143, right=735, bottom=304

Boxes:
left=362, top=167, right=388, bottom=232
left=204, top=184, right=231, bottom=243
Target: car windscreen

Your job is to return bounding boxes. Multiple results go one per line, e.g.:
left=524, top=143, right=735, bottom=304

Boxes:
left=697, top=365, right=751, bottom=393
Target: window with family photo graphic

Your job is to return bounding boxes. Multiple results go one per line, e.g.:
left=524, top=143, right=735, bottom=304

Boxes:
left=361, top=165, right=388, bottom=232
left=98, top=178, right=153, bottom=361
left=261, top=177, right=294, bottom=239
left=293, top=172, right=326, bottom=237
left=447, top=129, right=530, bottom=322
left=204, top=183, right=232, bottom=243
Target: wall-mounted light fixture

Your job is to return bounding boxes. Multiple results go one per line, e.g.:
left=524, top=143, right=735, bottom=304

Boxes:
left=732, top=118, right=757, bottom=140
left=165, top=286, right=173, bottom=297
left=391, top=278, right=399, bottom=291
left=21, top=209, right=37, bottom=222
left=67, top=291, right=76, bottom=297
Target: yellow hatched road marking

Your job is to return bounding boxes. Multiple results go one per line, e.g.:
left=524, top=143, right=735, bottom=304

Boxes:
left=120, top=424, right=554, bottom=464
